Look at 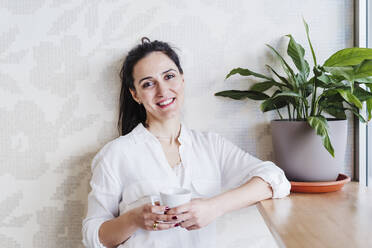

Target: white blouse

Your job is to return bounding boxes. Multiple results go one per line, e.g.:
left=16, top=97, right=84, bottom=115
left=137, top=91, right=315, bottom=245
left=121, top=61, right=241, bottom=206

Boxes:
left=82, top=123, right=291, bottom=248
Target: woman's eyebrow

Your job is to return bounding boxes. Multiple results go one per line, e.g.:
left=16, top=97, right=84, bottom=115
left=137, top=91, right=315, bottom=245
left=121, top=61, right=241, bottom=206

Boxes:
left=138, top=69, right=177, bottom=84
left=162, top=68, right=176, bottom=74
left=139, top=76, right=153, bottom=84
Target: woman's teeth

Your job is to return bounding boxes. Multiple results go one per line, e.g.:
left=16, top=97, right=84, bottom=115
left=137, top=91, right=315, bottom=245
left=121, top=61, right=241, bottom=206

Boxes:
left=158, top=98, right=174, bottom=106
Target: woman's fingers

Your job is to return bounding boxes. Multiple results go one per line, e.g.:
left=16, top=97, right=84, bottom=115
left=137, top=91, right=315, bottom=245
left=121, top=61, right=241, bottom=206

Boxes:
left=145, top=220, right=174, bottom=231
left=148, top=212, right=178, bottom=223
left=185, top=225, right=199, bottom=231
left=166, top=202, right=190, bottom=215
left=179, top=218, right=195, bottom=229
left=173, top=212, right=192, bottom=222
left=145, top=203, right=168, bottom=214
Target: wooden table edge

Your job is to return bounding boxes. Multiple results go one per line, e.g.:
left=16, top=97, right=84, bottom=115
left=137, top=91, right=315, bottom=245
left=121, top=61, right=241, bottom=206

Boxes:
left=256, top=202, right=286, bottom=248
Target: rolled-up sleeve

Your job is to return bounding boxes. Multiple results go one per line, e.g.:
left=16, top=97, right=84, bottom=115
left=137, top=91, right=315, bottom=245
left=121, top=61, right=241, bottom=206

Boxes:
left=213, top=133, right=290, bottom=198
left=82, top=156, right=122, bottom=248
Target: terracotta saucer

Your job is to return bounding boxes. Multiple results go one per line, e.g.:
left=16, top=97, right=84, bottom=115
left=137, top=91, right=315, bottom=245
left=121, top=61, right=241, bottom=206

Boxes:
left=290, top=173, right=351, bottom=193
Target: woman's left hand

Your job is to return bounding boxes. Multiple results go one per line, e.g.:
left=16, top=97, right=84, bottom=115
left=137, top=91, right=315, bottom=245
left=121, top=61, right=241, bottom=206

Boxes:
left=166, top=198, right=220, bottom=231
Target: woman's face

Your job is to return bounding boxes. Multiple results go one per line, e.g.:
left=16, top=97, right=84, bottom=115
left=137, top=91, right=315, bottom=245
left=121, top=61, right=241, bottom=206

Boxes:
left=130, top=51, right=184, bottom=123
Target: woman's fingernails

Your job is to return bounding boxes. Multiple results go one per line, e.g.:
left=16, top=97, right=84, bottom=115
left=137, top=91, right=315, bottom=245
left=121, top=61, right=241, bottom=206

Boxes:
left=175, top=223, right=180, bottom=227
left=172, top=216, right=177, bottom=220
left=165, top=206, right=170, bottom=210
left=164, top=210, right=169, bottom=214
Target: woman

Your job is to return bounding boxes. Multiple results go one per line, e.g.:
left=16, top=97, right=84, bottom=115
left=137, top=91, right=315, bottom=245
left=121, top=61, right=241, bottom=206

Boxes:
left=82, top=38, right=291, bottom=248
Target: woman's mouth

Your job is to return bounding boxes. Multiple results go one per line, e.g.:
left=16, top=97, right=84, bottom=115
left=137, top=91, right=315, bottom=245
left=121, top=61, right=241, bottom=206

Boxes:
left=157, top=98, right=175, bottom=108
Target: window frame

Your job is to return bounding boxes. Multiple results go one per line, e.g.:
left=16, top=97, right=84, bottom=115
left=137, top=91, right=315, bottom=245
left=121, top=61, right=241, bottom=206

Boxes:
left=355, top=0, right=369, bottom=186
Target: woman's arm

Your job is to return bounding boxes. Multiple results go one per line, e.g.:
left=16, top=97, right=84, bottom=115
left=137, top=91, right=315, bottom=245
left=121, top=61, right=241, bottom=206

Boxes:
left=99, top=203, right=178, bottom=248
left=210, top=176, right=272, bottom=217
left=166, top=176, right=272, bottom=230
left=98, top=209, right=138, bottom=248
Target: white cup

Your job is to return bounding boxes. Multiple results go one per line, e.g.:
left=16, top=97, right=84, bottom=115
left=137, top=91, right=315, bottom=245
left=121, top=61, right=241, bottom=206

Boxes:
left=151, top=187, right=191, bottom=208
left=160, top=187, right=191, bottom=208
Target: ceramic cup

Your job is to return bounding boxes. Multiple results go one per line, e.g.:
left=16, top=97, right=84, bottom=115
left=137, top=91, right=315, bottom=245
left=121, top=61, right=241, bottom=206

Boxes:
left=160, top=187, right=191, bottom=208
left=151, top=187, right=191, bottom=208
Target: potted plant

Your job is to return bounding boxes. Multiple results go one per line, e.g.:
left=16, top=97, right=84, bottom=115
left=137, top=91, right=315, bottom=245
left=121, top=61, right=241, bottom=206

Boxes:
left=215, top=20, right=372, bottom=182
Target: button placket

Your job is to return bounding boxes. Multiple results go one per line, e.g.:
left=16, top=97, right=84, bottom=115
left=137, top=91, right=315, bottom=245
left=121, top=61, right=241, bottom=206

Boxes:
left=179, top=144, right=192, bottom=190
left=154, top=139, right=179, bottom=186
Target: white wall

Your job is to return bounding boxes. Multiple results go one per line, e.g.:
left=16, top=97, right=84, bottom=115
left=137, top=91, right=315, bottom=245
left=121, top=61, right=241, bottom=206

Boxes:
left=0, top=0, right=353, bottom=247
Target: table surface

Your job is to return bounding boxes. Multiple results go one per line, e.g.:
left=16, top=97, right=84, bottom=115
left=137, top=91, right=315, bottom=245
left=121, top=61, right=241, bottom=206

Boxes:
left=257, top=182, right=372, bottom=248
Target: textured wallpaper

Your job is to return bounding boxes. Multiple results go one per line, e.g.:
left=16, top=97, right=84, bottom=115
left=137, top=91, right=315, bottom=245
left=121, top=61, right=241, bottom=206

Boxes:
left=0, top=0, right=353, bottom=247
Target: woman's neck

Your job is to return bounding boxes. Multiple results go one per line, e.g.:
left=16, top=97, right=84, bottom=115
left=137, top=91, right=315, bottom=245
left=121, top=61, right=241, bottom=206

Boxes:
left=146, top=118, right=181, bottom=145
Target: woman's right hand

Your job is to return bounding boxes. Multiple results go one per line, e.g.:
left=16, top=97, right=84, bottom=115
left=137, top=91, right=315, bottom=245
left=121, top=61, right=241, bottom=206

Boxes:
left=132, top=203, right=178, bottom=231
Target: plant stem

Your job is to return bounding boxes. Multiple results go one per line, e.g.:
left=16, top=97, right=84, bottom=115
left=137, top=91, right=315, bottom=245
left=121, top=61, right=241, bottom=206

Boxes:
left=287, top=104, right=292, bottom=120
left=317, top=108, right=321, bottom=116
left=311, top=84, right=317, bottom=116
left=302, top=104, right=306, bottom=119
left=276, top=108, right=283, bottom=119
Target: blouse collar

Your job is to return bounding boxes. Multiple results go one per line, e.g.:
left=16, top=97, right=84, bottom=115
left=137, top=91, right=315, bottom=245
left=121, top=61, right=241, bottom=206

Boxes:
left=131, top=122, right=192, bottom=146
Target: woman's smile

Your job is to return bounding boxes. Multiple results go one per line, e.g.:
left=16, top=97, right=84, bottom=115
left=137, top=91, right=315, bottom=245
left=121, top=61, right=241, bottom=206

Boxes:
left=157, top=98, right=176, bottom=108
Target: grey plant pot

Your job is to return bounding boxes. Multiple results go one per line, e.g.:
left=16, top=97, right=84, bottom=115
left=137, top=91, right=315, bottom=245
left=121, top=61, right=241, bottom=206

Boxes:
left=271, top=119, right=347, bottom=182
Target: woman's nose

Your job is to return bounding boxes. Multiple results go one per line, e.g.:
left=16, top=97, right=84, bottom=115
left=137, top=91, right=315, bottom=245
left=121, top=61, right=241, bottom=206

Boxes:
left=156, top=81, right=169, bottom=96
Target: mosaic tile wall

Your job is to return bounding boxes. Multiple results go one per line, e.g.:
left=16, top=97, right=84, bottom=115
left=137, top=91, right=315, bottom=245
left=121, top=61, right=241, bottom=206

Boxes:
left=0, top=0, right=353, bottom=247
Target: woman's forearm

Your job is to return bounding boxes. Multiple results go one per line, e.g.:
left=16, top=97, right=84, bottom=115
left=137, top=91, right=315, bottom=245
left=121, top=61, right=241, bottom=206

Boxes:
left=210, top=176, right=273, bottom=217
left=98, top=208, right=139, bottom=248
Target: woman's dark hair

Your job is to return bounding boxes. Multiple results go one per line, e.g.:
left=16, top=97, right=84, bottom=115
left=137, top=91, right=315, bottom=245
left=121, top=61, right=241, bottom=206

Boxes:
left=118, top=37, right=183, bottom=136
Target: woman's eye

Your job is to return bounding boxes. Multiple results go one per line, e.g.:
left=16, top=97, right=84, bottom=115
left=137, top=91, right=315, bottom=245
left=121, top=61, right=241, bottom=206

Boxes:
left=143, top=81, right=153, bottom=88
left=165, top=74, right=175, bottom=80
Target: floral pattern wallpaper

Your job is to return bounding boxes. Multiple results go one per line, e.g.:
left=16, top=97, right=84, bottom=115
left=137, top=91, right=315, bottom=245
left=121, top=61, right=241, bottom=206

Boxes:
left=0, top=0, right=353, bottom=247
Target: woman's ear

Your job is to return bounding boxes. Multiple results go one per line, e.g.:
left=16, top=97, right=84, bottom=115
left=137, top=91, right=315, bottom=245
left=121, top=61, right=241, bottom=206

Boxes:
left=129, top=88, right=140, bottom=104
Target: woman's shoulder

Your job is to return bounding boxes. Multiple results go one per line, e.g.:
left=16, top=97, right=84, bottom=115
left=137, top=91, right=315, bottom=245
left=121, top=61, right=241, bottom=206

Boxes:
left=186, top=127, right=222, bottom=144
left=92, top=133, right=136, bottom=166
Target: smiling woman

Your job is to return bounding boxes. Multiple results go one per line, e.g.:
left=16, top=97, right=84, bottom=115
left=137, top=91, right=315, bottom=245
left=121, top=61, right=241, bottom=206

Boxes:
left=81, top=38, right=291, bottom=248
left=129, top=51, right=184, bottom=125
left=118, top=38, right=184, bottom=136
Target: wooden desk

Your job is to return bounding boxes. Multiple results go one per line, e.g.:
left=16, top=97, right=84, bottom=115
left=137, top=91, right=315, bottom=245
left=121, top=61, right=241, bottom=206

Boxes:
left=257, top=182, right=372, bottom=248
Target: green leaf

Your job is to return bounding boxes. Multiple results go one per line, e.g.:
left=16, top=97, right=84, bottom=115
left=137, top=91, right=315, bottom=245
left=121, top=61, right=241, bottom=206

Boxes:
left=226, top=67, right=272, bottom=80
left=266, top=65, right=293, bottom=90
left=307, top=116, right=334, bottom=157
left=304, top=78, right=314, bottom=97
left=335, top=89, right=363, bottom=109
left=317, top=93, right=346, bottom=118
left=318, top=89, right=339, bottom=100
left=214, top=90, right=269, bottom=100
left=366, top=85, right=372, bottom=121
left=322, top=103, right=347, bottom=119
left=266, top=44, right=296, bottom=86
left=272, top=91, right=304, bottom=99
left=286, top=34, right=310, bottom=77
left=353, top=85, right=372, bottom=102
left=303, top=18, right=317, bottom=66
left=324, top=60, right=372, bottom=83
left=323, top=66, right=354, bottom=82
left=345, top=107, right=367, bottom=123
left=353, top=59, right=372, bottom=79
left=295, top=73, right=307, bottom=86
left=317, top=73, right=331, bottom=85
left=250, top=81, right=283, bottom=92
left=324, top=48, right=372, bottom=67
left=260, top=97, right=288, bottom=112
left=367, top=101, right=372, bottom=121
left=318, top=91, right=343, bottom=105
left=355, top=77, right=372, bottom=84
